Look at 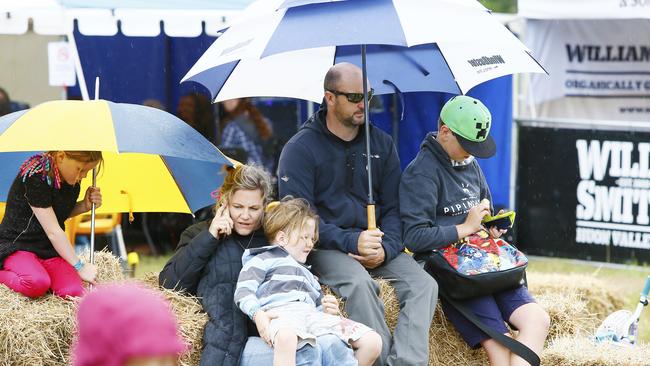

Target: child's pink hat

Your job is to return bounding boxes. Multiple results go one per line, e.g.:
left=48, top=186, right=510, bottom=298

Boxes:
left=72, top=283, right=188, bottom=366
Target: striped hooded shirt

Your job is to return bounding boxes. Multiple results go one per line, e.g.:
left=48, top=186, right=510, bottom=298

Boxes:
left=234, top=245, right=323, bottom=320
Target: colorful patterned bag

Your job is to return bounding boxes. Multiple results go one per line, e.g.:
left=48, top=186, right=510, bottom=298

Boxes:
left=416, top=229, right=528, bottom=300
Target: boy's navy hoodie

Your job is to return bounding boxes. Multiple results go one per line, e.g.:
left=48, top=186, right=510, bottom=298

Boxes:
left=278, top=105, right=403, bottom=262
left=399, top=132, right=492, bottom=253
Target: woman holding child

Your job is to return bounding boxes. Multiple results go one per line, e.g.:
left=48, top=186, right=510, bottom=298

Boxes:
left=159, top=165, right=367, bottom=366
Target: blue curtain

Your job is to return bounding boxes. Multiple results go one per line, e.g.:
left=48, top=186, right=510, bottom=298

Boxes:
left=366, top=76, right=513, bottom=207
left=68, top=28, right=216, bottom=115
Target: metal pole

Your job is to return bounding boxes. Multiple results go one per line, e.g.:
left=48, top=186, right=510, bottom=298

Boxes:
left=361, top=45, right=376, bottom=229
left=90, top=169, right=96, bottom=265
left=89, top=77, right=99, bottom=267
left=66, top=28, right=89, bottom=101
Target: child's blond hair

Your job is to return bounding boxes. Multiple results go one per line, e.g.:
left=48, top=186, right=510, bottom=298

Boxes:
left=48, top=150, right=104, bottom=178
left=263, top=197, right=319, bottom=245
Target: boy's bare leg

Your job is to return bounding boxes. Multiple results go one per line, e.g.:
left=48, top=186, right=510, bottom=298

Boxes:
left=509, top=303, right=550, bottom=366
left=350, top=331, right=382, bottom=366
left=273, top=328, right=298, bottom=366
left=482, top=337, right=512, bottom=366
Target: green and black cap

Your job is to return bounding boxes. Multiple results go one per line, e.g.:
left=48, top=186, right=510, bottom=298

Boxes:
left=440, top=95, right=496, bottom=158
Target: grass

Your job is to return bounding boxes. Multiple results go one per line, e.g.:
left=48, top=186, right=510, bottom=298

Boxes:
left=131, top=253, right=172, bottom=279
left=129, top=252, right=650, bottom=342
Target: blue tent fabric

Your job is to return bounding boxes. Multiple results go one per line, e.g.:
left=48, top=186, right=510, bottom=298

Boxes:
left=369, top=75, right=513, bottom=207
left=68, top=28, right=216, bottom=114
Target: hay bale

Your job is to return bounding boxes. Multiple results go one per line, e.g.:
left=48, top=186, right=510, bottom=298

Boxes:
left=536, top=291, right=598, bottom=339
left=542, top=336, right=650, bottom=366
left=0, top=251, right=122, bottom=366
left=0, top=285, right=76, bottom=366
left=140, top=273, right=208, bottom=366
left=427, top=301, right=488, bottom=366
left=527, top=272, right=625, bottom=320
left=0, top=256, right=637, bottom=366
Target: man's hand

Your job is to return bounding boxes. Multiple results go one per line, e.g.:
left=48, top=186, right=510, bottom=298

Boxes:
left=357, top=229, right=383, bottom=256
left=253, top=310, right=278, bottom=346
left=349, top=246, right=386, bottom=269
left=350, top=229, right=386, bottom=268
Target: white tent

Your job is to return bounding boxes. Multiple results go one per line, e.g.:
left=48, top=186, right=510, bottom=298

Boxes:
left=0, top=0, right=241, bottom=37
left=519, top=0, right=650, bottom=19
left=0, top=0, right=245, bottom=104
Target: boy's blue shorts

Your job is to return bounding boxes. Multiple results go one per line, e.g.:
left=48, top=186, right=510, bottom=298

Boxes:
left=440, top=285, right=536, bottom=348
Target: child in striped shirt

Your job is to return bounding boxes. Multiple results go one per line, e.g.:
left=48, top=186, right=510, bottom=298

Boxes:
left=234, top=197, right=382, bottom=366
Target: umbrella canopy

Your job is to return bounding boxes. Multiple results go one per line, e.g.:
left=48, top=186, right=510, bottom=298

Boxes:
left=183, top=0, right=546, bottom=100
left=0, top=100, right=232, bottom=214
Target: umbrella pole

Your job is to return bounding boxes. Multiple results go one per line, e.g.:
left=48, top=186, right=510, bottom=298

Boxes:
left=90, top=77, right=99, bottom=269
left=361, top=45, right=376, bottom=230
left=89, top=169, right=96, bottom=267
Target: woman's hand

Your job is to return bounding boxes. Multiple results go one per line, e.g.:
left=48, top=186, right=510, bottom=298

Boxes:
left=208, top=203, right=234, bottom=239
left=77, top=262, right=98, bottom=285
left=254, top=310, right=278, bottom=346
left=83, top=187, right=102, bottom=211
left=321, top=294, right=340, bottom=315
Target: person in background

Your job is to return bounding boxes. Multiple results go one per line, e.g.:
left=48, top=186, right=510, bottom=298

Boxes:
left=143, top=99, right=166, bottom=111
left=219, top=98, right=275, bottom=174
left=0, top=151, right=102, bottom=298
left=0, top=87, right=29, bottom=116
left=177, top=92, right=214, bottom=141
left=72, top=283, right=188, bottom=366
left=0, top=87, right=11, bottom=116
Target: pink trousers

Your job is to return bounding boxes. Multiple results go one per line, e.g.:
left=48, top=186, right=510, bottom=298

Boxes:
left=0, top=250, right=84, bottom=298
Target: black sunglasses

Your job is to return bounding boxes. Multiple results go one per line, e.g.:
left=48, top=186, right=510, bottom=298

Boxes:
left=327, top=88, right=374, bottom=104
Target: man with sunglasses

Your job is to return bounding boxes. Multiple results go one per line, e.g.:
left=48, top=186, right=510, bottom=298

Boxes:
left=278, top=62, right=437, bottom=366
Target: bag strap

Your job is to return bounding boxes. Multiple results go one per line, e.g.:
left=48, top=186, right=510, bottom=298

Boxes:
left=440, top=290, right=540, bottom=366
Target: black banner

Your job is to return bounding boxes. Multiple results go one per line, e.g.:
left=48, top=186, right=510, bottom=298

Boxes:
left=516, top=125, right=650, bottom=263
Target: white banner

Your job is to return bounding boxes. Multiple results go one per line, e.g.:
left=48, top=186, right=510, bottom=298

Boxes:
left=47, top=41, right=76, bottom=87
left=527, top=19, right=650, bottom=121
left=519, top=0, right=650, bottom=19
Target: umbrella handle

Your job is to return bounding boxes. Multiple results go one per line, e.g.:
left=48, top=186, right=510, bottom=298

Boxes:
left=367, top=204, right=376, bottom=230
left=89, top=168, right=96, bottom=265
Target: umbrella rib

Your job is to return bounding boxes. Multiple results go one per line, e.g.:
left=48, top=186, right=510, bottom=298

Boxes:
left=435, top=47, right=463, bottom=95
left=159, top=156, right=194, bottom=216
left=526, top=50, right=549, bottom=75
left=382, top=80, right=405, bottom=121
left=210, top=60, right=241, bottom=103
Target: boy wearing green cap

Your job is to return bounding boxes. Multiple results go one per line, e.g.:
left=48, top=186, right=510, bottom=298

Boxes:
left=399, top=96, right=549, bottom=366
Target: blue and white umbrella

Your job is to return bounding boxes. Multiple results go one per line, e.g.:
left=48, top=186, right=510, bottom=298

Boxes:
left=183, top=0, right=546, bottom=101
